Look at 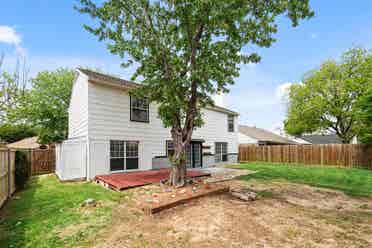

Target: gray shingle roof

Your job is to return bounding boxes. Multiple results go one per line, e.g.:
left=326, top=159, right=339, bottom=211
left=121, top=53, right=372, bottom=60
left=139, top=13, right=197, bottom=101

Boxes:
left=7, top=136, right=41, bottom=149
left=78, top=68, right=140, bottom=89
left=206, top=105, right=239, bottom=116
left=300, top=134, right=343, bottom=144
left=239, top=125, right=296, bottom=144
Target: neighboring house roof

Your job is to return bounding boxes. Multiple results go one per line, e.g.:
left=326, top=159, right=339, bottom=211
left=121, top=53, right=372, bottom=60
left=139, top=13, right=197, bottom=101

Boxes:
left=7, top=136, right=41, bottom=149
left=0, top=140, right=7, bottom=148
left=300, top=134, right=343, bottom=144
left=78, top=68, right=239, bottom=116
left=239, top=125, right=296, bottom=144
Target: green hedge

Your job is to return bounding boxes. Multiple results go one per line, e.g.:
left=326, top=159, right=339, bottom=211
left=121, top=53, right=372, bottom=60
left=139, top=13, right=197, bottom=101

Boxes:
left=14, top=151, right=29, bottom=189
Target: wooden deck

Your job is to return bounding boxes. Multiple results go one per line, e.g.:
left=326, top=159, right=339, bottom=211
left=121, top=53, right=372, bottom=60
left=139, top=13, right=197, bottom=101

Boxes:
left=95, top=168, right=210, bottom=191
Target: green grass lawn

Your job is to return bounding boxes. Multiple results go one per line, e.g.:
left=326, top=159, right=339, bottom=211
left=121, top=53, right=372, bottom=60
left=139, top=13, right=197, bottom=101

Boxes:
left=235, top=162, right=372, bottom=197
left=0, top=175, right=123, bottom=248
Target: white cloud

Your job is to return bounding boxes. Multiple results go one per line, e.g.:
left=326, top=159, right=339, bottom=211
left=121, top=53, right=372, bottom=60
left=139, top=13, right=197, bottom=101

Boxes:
left=275, top=82, right=292, bottom=101
left=0, top=26, right=21, bottom=45
left=0, top=25, right=26, bottom=56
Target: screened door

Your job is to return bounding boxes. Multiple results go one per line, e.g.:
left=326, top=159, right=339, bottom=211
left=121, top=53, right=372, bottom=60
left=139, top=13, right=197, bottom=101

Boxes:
left=185, top=142, right=202, bottom=168
left=193, top=143, right=202, bottom=167
left=185, top=144, right=192, bottom=168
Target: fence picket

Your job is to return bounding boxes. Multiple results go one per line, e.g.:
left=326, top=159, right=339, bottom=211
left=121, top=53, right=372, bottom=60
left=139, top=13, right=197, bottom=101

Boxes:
left=239, top=144, right=372, bottom=169
left=0, top=149, right=15, bottom=208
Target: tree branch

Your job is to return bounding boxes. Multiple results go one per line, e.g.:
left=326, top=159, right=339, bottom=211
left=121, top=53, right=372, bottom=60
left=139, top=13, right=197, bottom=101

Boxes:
left=182, top=23, right=205, bottom=143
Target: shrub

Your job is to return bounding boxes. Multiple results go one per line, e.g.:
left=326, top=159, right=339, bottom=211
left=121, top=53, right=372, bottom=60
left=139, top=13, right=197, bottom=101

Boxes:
left=14, top=150, right=29, bottom=189
left=0, top=124, right=37, bottom=143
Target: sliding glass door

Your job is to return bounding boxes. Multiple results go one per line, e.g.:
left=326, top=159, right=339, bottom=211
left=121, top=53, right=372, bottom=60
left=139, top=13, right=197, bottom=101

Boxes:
left=167, top=141, right=202, bottom=168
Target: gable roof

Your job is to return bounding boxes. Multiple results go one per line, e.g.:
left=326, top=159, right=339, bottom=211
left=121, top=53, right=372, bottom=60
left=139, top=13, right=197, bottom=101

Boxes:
left=300, top=134, right=343, bottom=144
left=7, top=136, right=41, bottom=149
left=239, top=125, right=296, bottom=144
left=78, top=68, right=140, bottom=90
left=206, top=105, right=239, bottom=116
left=77, top=68, right=238, bottom=116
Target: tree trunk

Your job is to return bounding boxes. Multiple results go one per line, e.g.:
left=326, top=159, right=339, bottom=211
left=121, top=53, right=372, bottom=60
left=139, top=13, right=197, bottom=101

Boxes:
left=169, top=148, right=187, bottom=187
left=169, top=126, right=188, bottom=187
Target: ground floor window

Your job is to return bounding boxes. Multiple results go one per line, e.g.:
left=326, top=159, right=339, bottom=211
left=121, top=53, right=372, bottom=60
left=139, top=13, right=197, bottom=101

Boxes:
left=110, top=140, right=139, bottom=171
left=215, top=142, right=228, bottom=162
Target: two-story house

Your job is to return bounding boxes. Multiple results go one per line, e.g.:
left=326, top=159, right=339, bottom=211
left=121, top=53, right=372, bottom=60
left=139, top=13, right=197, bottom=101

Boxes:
left=55, top=68, right=239, bottom=181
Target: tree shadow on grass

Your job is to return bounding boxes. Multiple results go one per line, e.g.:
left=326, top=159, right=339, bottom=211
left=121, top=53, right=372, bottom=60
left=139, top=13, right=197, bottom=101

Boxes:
left=0, top=176, right=40, bottom=247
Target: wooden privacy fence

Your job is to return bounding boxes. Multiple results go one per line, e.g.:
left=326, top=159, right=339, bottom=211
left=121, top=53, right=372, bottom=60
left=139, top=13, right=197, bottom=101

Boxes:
left=239, top=144, right=372, bottom=169
left=25, top=148, right=55, bottom=176
left=0, top=148, right=15, bottom=208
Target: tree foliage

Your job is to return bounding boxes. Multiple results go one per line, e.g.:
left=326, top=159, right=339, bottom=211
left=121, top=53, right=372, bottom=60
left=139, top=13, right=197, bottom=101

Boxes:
left=357, top=84, right=372, bottom=144
left=10, top=68, right=75, bottom=144
left=285, top=48, right=372, bottom=143
left=0, top=55, right=28, bottom=122
left=77, top=0, right=313, bottom=185
left=0, top=123, right=37, bottom=143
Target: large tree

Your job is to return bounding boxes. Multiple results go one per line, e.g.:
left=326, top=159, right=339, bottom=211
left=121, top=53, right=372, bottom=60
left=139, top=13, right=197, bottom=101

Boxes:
left=357, top=83, right=372, bottom=144
left=285, top=48, right=372, bottom=143
left=10, top=68, right=75, bottom=144
left=0, top=55, right=28, bottom=122
left=77, top=0, right=313, bottom=186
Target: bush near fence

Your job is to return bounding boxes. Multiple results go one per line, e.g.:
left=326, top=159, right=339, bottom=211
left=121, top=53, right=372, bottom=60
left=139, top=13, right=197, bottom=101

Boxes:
left=239, top=144, right=372, bottom=169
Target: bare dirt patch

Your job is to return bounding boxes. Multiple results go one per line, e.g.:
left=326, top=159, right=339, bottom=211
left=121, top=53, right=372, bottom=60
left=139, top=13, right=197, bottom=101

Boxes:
left=92, top=179, right=372, bottom=248
left=244, top=179, right=372, bottom=212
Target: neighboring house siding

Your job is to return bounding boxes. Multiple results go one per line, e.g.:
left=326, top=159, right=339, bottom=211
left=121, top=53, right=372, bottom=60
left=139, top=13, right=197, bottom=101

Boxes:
left=238, top=133, right=258, bottom=144
left=87, top=82, right=238, bottom=177
left=68, top=73, right=89, bottom=138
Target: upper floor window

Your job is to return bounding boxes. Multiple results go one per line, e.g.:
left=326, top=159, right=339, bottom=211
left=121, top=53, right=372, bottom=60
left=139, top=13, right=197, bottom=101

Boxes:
left=130, top=96, right=149, bottom=122
left=228, top=115, right=234, bottom=132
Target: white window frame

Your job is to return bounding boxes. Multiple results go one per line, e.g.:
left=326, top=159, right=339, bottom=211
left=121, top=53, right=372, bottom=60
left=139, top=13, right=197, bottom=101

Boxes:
left=110, top=140, right=139, bottom=172
left=166, top=140, right=174, bottom=157
left=130, top=96, right=149, bottom=122
left=228, top=115, right=234, bottom=132
left=215, top=142, right=228, bottom=162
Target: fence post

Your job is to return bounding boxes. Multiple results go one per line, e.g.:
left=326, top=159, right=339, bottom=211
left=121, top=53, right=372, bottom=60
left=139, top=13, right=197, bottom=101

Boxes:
left=29, top=149, right=32, bottom=176
left=7, top=149, right=11, bottom=199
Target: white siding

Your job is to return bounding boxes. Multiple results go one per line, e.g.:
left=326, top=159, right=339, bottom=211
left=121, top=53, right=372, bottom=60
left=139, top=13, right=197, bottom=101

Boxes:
left=87, top=82, right=238, bottom=176
left=238, top=133, right=258, bottom=144
left=56, top=138, right=87, bottom=180
left=68, top=72, right=89, bottom=138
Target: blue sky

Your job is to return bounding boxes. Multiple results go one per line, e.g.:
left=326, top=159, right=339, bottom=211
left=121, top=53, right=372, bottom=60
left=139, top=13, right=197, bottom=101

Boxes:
left=1, top=0, right=372, bottom=131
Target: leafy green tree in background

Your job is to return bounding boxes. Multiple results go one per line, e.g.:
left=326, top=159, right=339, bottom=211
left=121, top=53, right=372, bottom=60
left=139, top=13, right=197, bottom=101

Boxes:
left=10, top=68, right=75, bottom=144
left=77, top=0, right=314, bottom=186
left=0, top=124, right=37, bottom=143
left=285, top=48, right=372, bottom=143
left=357, top=84, right=372, bottom=144
left=0, top=55, right=28, bottom=123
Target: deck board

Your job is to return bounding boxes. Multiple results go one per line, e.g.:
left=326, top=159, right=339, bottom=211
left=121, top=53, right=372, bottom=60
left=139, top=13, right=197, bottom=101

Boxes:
left=95, top=168, right=210, bottom=190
